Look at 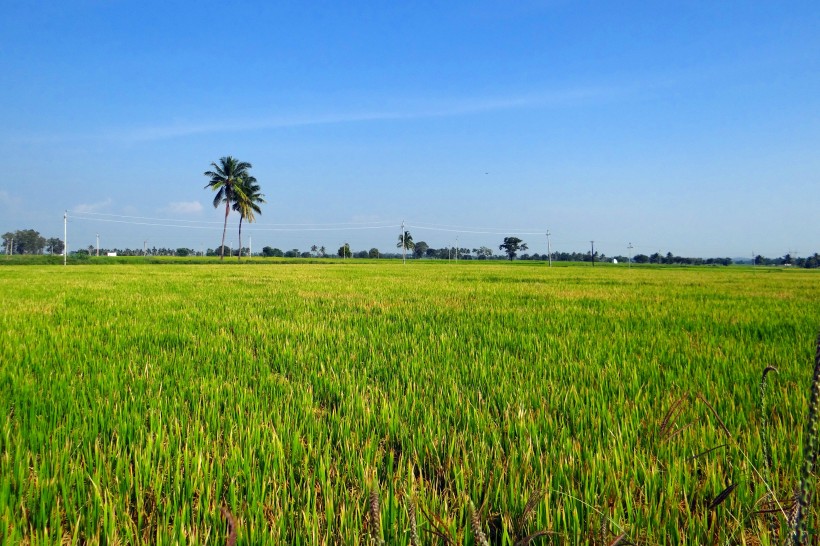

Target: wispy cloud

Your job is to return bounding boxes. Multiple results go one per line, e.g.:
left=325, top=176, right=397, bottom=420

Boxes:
left=161, top=200, right=203, bottom=215
left=0, top=190, right=22, bottom=209
left=74, top=198, right=112, bottom=213
left=6, top=77, right=677, bottom=145
left=113, top=85, right=632, bottom=143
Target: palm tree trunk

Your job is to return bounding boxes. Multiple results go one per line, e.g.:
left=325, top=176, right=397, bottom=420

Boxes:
left=220, top=201, right=229, bottom=260
left=237, top=217, right=243, bottom=261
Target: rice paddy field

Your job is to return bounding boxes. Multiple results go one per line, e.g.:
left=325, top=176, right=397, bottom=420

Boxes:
left=1, top=261, right=819, bottom=545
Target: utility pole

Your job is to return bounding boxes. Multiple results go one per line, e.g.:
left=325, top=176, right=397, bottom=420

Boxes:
left=590, top=241, right=595, bottom=267
left=144, top=240, right=147, bottom=256
left=628, top=242, right=633, bottom=268
left=64, top=211, right=67, bottom=266
left=249, top=236, right=252, bottom=258
left=401, top=220, right=406, bottom=264
left=455, top=235, right=459, bottom=262
left=96, top=234, right=99, bottom=257
left=546, top=231, right=552, bottom=267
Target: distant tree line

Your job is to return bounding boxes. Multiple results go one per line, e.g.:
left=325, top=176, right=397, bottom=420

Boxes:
left=6, top=225, right=819, bottom=268
left=629, top=252, right=734, bottom=266
left=2, top=230, right=63, bottom=255
left=754, top=253, right=820, bottom=268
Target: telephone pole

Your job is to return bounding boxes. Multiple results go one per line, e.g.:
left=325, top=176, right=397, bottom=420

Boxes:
left=590, top=241, right=595, bottom=267
left=64, top=211, right=67, bottom=266
left=546, top=230, right=552, bottom=267
left=249, top=236, right=252, bottom=258
left=627, top=242, right=633, bottom=268
left=455, top=235, right=459, bottom=262
left=96, top=234, right=99, bottom=257
left=401, top=220, right=406, bottom=264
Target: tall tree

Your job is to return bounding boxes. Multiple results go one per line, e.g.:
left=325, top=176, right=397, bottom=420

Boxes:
left=499, top=237, right=527, bottom=261
left=46, top=237, right=65, bottom=255
left=396, top=230, right=415, bottom=261
left=232, top=176, right=265, bottom=260
left=204, top=156, right=254, bottom=260
left=5, top=229, right=47, bottom=254
left=2, top=233, right=12, bottom=255
left=413, top=241, right=429, bottom=259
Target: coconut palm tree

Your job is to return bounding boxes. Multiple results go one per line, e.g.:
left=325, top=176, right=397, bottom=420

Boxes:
left=204, top=157, right=253, bottom=260
left=232, top=177, right=265, bottom=260
left=396, top=230, right=414, bottom=249
left=396, top=230, right=415, bottom=261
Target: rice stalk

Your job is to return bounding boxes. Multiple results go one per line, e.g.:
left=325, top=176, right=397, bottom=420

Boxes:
left=369, top=485, right=384, bottom=546
left=469, top=500, right=489, bottom=546
left=407, top=499, right=420, bottom=546
left=760, top=365, right=778, bottom=538
left=220, top=504, right=237, bottom=546
left=790, top=332, right=820, bottom=545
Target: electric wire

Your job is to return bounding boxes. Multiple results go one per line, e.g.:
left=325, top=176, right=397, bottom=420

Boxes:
left=68, top=212, right=674, bottom=253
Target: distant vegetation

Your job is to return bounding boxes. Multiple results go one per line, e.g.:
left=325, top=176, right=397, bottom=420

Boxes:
left=3, top=230, right=820, bottom=268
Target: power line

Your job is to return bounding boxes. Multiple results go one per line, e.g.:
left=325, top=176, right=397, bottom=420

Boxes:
left=406, top=220, right=545, bottom=232
left=71, top=210, right=397, bottom=227
left=407, top=224, right=546, bottom=235
left=71, top=216, right=396, bottom=232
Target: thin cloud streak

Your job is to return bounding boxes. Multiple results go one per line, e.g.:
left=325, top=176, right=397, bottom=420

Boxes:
left=5, top=81, right=648, bottom=145
left=0, top=190, right=22, bottom=209
left=4, top=65, right=712, bottom=146
left=160, top=201, right=203, bottom=215
left=73, top=198, right=113, bottom=214
left=119, top=84, right=633, bottom=142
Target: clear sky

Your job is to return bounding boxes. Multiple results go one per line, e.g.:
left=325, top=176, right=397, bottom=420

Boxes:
left=1, top=1, right=818, bottom=258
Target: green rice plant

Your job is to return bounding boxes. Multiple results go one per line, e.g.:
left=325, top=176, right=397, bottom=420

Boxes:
left=0, top=263, right=818, bottom=543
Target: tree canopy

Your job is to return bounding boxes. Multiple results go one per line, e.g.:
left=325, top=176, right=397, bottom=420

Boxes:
left=2, top=229, right=49, bottom=255
left=499, top=237, right=528, bottom=261
left=232, top=176, right=265, bottom=260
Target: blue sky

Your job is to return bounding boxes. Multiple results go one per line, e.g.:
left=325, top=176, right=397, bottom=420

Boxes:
left=1, top=1, right=818, bottom=258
